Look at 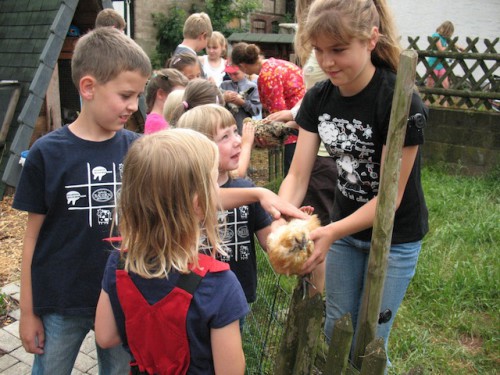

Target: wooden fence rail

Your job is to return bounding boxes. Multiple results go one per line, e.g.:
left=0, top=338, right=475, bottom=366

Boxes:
left=409, top=36, right=499, bottom=110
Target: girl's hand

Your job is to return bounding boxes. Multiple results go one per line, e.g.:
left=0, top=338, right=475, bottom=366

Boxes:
left=241, top=122, right=255, bottom=147
left=300, top=205, right=314, bottom=215
left=300, top=224, right=336, bottom=274
left=257, top=188, right=308, bottom=221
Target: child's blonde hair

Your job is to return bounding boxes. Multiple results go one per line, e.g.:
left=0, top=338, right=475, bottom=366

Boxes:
left=183, top=12, right=213, bottom=39
left=304, top=0, right=401, bottom=72
left=119, top=128, right=221, bottom=277
left=207, top=31, right=228, bottom=57
left=95, top=8, right=126, bottom=30
left=169, top=79, right=225, bottom=126
left=71, top=27, right=151, bottom=88
left=436, top=21, right=455, bottom=39
left=176, top=104, right=235, bottom=140
left=163, top=89, right=185, bottom=123
left=145, top=69, right=188, bottom=113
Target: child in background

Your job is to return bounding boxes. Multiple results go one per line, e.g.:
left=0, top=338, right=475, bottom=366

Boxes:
left=199, top=31, right=228, bottom=87
left=166, top=52, right=202, bottom=81
left=95, top=8, right=126, bottom=32
left=220, top=64, right=261, bottom=134
left=173, top=12, right=213, bottom=79
left=426, top=20, right=463, bottom=90
left=173, top=12, right=213, bottom=57
left=231, top=42, right=305, bottom=175
left=168, top=78, right=224, bottom=126
left=177, top=105, right=272, bottom=324
left=144, top=69, right=188, bottom=134
left=95, top=129, right=248, bottom=375
left=277, top=0, right=429, bottom=362
left=13, top=27, right=151, bottom=374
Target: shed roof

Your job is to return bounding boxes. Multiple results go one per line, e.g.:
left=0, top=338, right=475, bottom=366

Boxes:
left=228, top=32, right=295, bottom=44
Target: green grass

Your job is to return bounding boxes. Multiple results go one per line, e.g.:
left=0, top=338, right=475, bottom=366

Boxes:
left=245, top=167, right=499, bottom=374
left=388, top=167, right=499, bottom=374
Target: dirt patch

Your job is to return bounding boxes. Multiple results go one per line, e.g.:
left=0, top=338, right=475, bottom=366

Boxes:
left=0, top=195, right=26, bottom=287
left=459, top=334, right=483, bottom=355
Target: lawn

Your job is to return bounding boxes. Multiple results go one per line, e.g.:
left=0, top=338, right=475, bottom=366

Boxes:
left=387, top=166, right=499, bottom=374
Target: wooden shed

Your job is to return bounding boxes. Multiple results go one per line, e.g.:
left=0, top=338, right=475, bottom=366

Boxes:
left=0, top=0, right=117, bottom=196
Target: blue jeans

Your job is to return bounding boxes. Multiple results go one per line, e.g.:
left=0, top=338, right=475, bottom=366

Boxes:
left=32, top=313, right=130, bottom=375
left=324, top=236, right=421, bottom=355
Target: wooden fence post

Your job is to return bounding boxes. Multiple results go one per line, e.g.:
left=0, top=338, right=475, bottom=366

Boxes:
left=352, top=50, right=419, bottom=368
left=359, top=338, right=387, bottom=375
left=323, top=313, right=354, bottom=375
left=274, top=280, right=323, bottom=375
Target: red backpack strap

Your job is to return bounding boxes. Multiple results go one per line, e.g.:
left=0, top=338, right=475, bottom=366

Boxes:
left=191, top=254, right=229, bottom=277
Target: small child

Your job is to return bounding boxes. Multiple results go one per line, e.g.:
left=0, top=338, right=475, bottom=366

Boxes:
left=177, top=105, right=272, bottom=322
left=13, top=27, right=151, bottom=374
left=199, top=31, right=228, bottom=87
left=95, top=8, right=126, bottom=32
left=144, top=68, right=188, bottom=134
left=166, top=52, right=202, bottom=81
left=95, top=129, right=248, bottom=374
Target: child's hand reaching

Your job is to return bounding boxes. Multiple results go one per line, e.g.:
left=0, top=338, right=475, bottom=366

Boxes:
left=241, top=121, right=255, bottom=147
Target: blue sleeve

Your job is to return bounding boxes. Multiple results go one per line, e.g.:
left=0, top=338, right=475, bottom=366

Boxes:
left=12, top=143, right=47, bottom=214
left=200, top=270, right=249, bottom=329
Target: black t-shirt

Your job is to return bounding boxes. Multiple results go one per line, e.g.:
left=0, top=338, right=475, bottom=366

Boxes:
left=297, top=68, right=428, bottom=243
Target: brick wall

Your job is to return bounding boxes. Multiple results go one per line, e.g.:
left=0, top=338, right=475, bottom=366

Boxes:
left=134, top=1, right=199, bottom=56
left=422, top=108, right=500, bottom=175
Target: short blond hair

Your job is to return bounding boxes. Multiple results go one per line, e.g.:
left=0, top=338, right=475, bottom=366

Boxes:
left=95, top=8, right=126, bottom=30
left=71, top=27, right=151, bottom=88
left=119, top=128, right=221, bottom=277
left=177, top=104, right=235, bottom=140
left=183, top=12, right=213, bottom=39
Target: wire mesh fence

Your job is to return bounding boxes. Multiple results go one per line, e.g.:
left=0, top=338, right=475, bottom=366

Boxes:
left=243, top=248, right=294, bottom=375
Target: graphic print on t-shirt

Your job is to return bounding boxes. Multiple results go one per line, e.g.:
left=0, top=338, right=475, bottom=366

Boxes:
left=65, top=162, right=123, bottom=227
left=200, top=206, right=251, bottom=262
left=317, top=113, right=380, bottom=203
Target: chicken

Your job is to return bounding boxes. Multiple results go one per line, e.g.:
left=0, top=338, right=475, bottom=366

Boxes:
left=243, top=117, right=298, bottom=148
left=267, top=215, right=320, bottom=275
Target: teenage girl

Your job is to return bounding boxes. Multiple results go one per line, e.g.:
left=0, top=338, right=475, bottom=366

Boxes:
left=144, top=69, right=188, bottom=134
left=231, top=42, right=305, bottom=175
left=276, top=0, right=429, bottom=358
left=95, top=129, right=247, bottom=374
left=167, top=52, right=202, bottom=81
left=200, top=31, right=228, bottom=87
